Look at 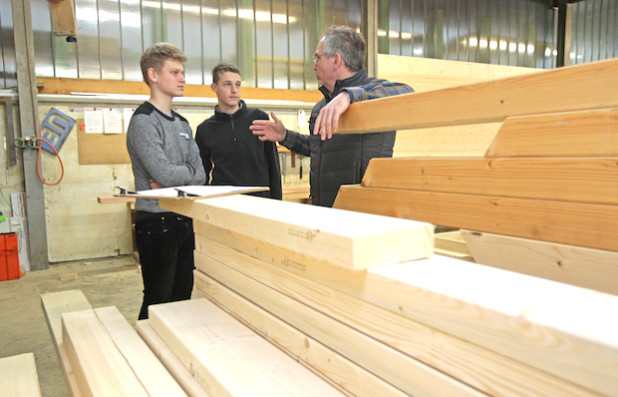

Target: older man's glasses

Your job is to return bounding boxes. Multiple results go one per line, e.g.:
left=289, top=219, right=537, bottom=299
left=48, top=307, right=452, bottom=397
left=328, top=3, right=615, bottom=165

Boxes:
left=312, top=53, right=328, bottom=65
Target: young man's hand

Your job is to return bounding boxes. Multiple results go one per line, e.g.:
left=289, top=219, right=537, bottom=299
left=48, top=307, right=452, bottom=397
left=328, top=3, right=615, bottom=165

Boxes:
left=312, top=91, right=351, bottom=141
left=250, top=112, right=286, bottom=142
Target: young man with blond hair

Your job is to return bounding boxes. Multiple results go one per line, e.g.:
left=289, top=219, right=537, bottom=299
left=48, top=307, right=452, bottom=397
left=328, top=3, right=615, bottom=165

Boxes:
left=127, top=42, right=206, bottom=319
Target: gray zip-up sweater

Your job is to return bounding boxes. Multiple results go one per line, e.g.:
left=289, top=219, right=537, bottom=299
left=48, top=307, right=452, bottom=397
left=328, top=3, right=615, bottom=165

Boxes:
left=127, top=101, right=206, bottom=213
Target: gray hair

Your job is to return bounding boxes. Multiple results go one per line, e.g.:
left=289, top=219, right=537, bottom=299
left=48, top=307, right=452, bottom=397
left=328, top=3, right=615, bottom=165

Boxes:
left=321, top=26, right=366, bottom=72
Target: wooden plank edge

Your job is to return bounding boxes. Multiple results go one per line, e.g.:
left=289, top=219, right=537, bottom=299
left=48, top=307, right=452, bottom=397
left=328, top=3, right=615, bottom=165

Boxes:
left=461, top=230, right=618, bottom=295
left=136, top=320, right=210, bottom=397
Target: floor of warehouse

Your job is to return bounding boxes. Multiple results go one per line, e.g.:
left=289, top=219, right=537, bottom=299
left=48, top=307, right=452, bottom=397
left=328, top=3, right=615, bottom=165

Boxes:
left=0, top=255, right=143, bottom=397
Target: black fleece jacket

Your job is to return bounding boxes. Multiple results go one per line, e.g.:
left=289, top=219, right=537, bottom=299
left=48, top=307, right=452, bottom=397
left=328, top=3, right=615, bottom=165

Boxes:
left=195, top=101, right=282, bottom=199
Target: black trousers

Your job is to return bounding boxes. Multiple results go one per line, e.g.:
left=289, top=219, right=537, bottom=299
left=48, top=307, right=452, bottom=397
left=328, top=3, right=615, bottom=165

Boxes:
left=135, top=212, right=195, bottom=320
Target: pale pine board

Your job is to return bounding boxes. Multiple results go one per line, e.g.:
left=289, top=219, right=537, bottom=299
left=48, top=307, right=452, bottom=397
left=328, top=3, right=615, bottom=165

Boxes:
left=192, top=272, right=406, bottom=397
left=194, top=251, right=484, bottom=397
left=40, top=290, right=92, bottom=397
left=161, top=194, right=433, bottom=269
left=136, top=320, right=210, bottom=397
left=334, top=185, right=618, bottom=252
left=461, top=230, right=618, bottom=295
left=93, top=307, right=186, bottom=397
left=194, top=222, right=618, bottom=396
left=0, top=353, right=41, bottom=397
left=361, top=157, right=618, bottom=205
left=62, top=309, right=149, bottom=397
left=148, top=299, right=346, bottom=397
left=196, top=235, right=597, bottom=397
left=486, top=108, right=618, bottom=157
left=337, top=57, right=618, bottom=134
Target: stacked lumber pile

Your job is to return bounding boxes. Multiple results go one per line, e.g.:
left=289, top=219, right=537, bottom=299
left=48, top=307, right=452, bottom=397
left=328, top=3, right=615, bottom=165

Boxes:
left=333, top=57, right=618, bottom=295
left=161, top=193, right=618, bottom=396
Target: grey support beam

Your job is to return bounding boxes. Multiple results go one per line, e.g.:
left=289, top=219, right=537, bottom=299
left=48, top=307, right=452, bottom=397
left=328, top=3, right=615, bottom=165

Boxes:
left=12, top=0, right=49, bottom=270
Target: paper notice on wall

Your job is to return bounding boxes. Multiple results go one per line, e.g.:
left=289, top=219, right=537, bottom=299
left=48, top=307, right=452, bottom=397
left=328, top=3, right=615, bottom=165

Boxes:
left=123, top=108, right=136, bottom=133
left=84, top=108, right=104, bottom=134
left=103, top=108, right=123, bottom=134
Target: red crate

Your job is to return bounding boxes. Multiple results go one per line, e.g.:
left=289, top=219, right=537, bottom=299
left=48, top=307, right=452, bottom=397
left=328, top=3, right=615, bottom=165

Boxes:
left=0, top=233, right=20, bottom=281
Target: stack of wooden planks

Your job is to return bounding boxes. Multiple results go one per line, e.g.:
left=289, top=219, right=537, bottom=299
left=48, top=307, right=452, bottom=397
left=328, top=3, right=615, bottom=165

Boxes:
left=161, top=193, right=618, bottom=396
left=333, top=57, right=618, bottom=295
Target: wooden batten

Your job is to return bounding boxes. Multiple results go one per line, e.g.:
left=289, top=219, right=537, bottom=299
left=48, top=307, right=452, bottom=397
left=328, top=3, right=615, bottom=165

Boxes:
left=334, top=185, right=618, bottom=252
left=161, top=194, right=433, bottom=270
left=148, top=298, right=346, bottom=397
left=93, top=307, right=186, bottom=397
left=195, top=236, right=599, bottom=397
left=41, top=290, right=93, bottom=397
left=136, top=321, right=210, bottom=397
left=486, top=108, right=618, bottom=157
left=192, top=272, right=408, bottom=397
left=0, top=353, right=41, bottom=397
left=62, top=309, right=150, bottom=397
left=361, top=157, right=618, bottom=205
left=36, top=77, right=322, bottom=103
left=461, top=231, right=618, bottom=295
left=336, top=57, right=618, bottom=134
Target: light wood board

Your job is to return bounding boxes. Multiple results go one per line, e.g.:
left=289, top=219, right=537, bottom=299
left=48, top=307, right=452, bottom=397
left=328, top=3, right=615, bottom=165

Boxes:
left=62, top=309, right=149, bottom=397
left=361, top=157, right=618, bottom=205
left=193, top=221, right=618, bottom=396
left=93, top=306, right=186, bottom=397
left=462, top=230, right=618, bottom=295
left=40, top=290, right=93, bottom=397
left=196, top=236, right=598, bottom=397
left=334, top=185, right=618, bottom=252
left=192, top=273, right=407, bottom=397
left=0, top=353, right=41, bottom=397
left=485, top=108, right=618, bottom=157
left=161, top=194, right=433, bottom=270
left=136, top=320, right=210, bottom=397
left=148, top=299, right=346, bottom=397
left=336, top=57, right=618, bottom=134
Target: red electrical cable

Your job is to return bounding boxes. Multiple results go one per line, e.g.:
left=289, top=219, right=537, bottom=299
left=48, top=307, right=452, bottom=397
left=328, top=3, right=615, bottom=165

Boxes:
left=36, top=137, right=64, bottom=186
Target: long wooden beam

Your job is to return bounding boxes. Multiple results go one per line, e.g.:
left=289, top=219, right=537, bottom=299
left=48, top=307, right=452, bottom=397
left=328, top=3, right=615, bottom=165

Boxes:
left=62, top=309, right=149, bottom=396
left=93, top=307, right=186, bottom=397
left=135, top=321, right=209, bottom=397
left=334, top=185, right=618, bottom=252
left=361, top=157, right=618, bottom=205
left=461, top=230, right=618, bottom=294
left=193, top=221, right=618, bottom=396
left=196, top=235, right=598, bottom=397
left=161, top=194, right=433, bottom=270
left=192, top=272, right=408, bottom=397
left=485, top=108, right=618, bottom=157
left=336, top=58, right=618, bottom=134
left=40, top=290, right=93, bottom=397
left=148, top=298, right=346, bottom=396
left=36, top=77, right=322, bottom=103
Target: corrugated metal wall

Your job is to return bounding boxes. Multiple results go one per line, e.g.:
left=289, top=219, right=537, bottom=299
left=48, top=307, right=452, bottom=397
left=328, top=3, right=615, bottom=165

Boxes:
left=0, top=0, right=616, bottom=90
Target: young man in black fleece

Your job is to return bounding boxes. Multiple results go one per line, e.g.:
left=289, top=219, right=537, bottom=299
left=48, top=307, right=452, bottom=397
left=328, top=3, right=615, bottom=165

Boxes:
left=126, top=42, right=206, bottom=319
left=195, top=63, right=282, bottom=200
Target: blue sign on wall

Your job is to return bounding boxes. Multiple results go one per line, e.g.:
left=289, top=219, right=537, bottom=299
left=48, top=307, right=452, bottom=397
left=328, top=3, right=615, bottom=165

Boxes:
left=40, top=108, right=76, bottom=153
